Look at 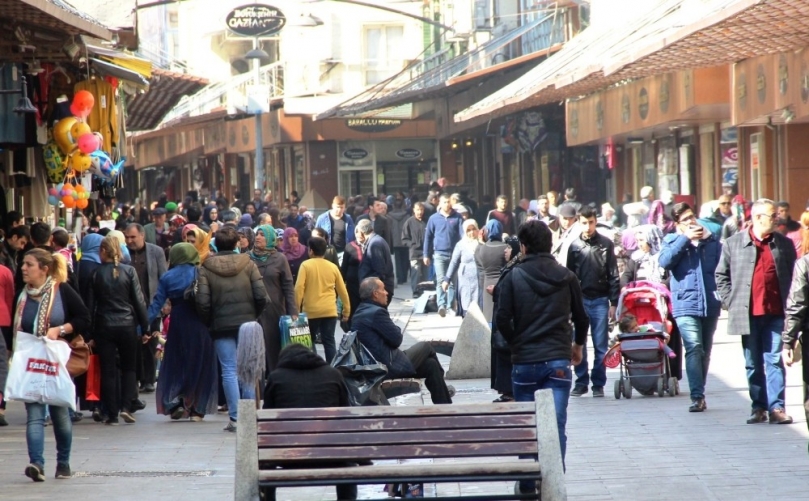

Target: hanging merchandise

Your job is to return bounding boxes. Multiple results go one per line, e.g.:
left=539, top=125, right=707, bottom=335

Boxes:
left=74, top=79, right=118, bottom=153
left=43, top=141, right=67, bottom=184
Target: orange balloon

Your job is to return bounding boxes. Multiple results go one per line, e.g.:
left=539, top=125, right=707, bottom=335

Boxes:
left=71, top=151, right=92, bottom=172
left=70, top=122, right=92, bottom=142
left=76, top=198, right=88, bottom=209
left=62, top=195, right=75, bottom=208
left=73, top=90, right=94, bottom=112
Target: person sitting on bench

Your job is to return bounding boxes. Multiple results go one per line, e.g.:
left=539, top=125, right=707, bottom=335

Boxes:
left=351, top=277, right=453, bottom=404
left=262, top=343, right=357, bottom=500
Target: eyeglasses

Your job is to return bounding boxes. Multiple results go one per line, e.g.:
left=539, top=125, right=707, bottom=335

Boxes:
left=718, top=202, right=731, bottom=205
left=757, top=213, right=778, bottom=220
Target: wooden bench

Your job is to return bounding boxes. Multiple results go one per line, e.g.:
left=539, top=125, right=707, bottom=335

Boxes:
left=235, top=389, right=566, bottom=500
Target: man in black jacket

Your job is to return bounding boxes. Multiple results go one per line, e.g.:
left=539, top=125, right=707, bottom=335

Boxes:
left=262, top=344, right=356, bottom=500
left=356, top=220, right=394, bottom=306
left=566, top=205, right=620, bottom=398
left=352, top=277, right=452, bottom=404
left=401, top=202, right=428, bottom=297
left=495, top=219, right=588, bottom=494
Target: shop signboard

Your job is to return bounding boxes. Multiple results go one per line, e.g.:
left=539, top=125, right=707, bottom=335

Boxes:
left=226, top=4, right=286, bottom=37
left=343, top=148, right=369, bottom=160
left=395, top=148, right=422, bottom=159
left=345, top=118, right=402, bottom=133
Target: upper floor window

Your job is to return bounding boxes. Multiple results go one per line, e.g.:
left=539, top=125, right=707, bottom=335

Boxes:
left=364, top=25, right=404, bottom=85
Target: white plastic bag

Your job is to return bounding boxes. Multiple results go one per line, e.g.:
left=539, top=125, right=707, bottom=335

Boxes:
left=4, top=331, right=76, bottom=411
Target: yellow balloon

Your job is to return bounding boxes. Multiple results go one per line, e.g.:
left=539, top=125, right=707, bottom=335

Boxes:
left=70, top=151, right=92, bottom=173
left=70, top=121, right=92, bottom=142
left=53, top=117, right=77, bottom=155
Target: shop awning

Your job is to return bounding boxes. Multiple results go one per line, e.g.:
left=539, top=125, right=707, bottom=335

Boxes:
left=316, top=12, right=563, bottom=120
left=455, top=0, right=809, bottom=123
left=126, top=69, right=209, bottom=131
left=85, top=41, right=152, bottom=79
left=89, top=57, right=149, bottom=87
left=1, top=0, right=112, bottom=40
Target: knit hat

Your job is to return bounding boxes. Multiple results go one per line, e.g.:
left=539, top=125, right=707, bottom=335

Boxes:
left=238, top=213, right=253, bottom=228
left=165, top=202, right=178, bottom=212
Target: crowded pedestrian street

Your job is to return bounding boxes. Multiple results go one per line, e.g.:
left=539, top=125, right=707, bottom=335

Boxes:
left=0, top=283, right=807, bottom=500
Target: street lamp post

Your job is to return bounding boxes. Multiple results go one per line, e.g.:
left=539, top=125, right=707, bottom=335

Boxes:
left=245, top=39, right=269, bottom=193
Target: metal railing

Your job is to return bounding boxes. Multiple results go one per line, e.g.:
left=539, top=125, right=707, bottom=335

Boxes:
left=159, top=61, right=284, bottom=125
left=136, top=41, right=189, bottom=73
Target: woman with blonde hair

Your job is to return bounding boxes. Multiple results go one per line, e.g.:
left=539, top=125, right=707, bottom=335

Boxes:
left=14, top=249, right=90, bottom=481
left=88, top=236, right=149, bottom=426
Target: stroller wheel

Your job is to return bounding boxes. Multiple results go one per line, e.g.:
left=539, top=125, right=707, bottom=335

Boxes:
left=614, top=380, right=622, bottom=399
left=668, top=377, right=678, bottom=397
left=657, top=377, right=665, bottom=397
left=622, top=379, right=632, bottom=399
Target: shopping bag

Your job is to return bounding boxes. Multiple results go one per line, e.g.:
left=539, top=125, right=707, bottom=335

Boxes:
left=4, top=331, right=76, bottom=411
left=279, top=314, right=313, bottom=349
left=85, top=354, right=101, bottom=401
left=331, top=331, right=388, bottom=406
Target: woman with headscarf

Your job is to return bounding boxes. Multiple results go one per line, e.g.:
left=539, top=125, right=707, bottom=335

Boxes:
left=441, top=219, right=481, bottom=317
left=237, top=227, right=254, bottom=253
left=190, top=227, right=212, bottom=263
left=280, top=227, right=307, bottom=283
left=181, top=224, right=198, bottom=243
left=251, top=225, right=298, bottom=371
left=147, top=243, right=218, bottom=421
left=620, top=224, right=666, bottom=287
left=203, top=206, right=219, bottom=226
left=475, top=219, right=507, bottom=321
left=77, top=233, right=103, bottom=305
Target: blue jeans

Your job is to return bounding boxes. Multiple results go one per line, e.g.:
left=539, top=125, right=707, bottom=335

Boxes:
left=573, top=297, right=609, bottom=389
left=214, top=337, right=256, bottom=421
left=432, top=253, right=454, bottom=310
left=743, top=315, right=786, bottom=411
left=26, top=403, right=71, bottom=467
left=676, top=316, right=718, bottom=400
left=512, top=359, right=571, bottom=492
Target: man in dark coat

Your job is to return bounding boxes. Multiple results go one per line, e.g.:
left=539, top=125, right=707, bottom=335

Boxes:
left=262, top=344, right=356, bottom=500
left=356, top=219, right=394, bottom=306
left=352, top=277, right=452, bottom=404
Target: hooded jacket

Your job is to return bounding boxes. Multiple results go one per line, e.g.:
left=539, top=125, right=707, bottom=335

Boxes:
left=196, top=251, right=269, bottom=337
left=496, top=253, right=589, bottom=364
left=262, top=346, right=349, bottom=409
left=658, top=226, right=722, bottom=318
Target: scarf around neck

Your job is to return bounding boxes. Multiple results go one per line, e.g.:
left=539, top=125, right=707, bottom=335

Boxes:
left=250, top=225, right=277, bottom=262
left=14, top=277, right=57, bottom=338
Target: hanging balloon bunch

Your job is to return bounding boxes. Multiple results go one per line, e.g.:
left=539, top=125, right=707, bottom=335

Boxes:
left=47, top=182, right=89, bottom=209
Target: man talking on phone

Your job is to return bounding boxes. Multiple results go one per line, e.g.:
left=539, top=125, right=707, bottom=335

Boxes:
left=658, top=203, right=722, bottom=413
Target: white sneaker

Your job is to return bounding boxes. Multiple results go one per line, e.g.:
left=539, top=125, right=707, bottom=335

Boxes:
left=438, top=307, right=446, bottom=317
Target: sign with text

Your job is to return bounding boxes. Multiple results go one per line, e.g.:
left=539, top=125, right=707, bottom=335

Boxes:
left=345, top=118, right=402, bottom=133
left=226, top=4, right=286, bottom=37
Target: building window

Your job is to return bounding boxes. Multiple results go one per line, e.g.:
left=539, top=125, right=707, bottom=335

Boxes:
left=364, top=25, right=404, bottom=85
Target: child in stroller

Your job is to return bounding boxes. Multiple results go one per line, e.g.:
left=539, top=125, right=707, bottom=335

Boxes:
left=606, top=281, right=680, bottom=399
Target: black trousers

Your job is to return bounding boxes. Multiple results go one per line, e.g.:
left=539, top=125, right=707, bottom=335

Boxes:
left=491, top=349, right=513, bottom=396
left=138, top=335, right=158, bottom=385
left=393, top=247, right=409, bottom=284
left=309, top=317, right=337, bottom=364
left=404, top=342, right=452, bottom=404
left=96, top=326, right=140, bottom=416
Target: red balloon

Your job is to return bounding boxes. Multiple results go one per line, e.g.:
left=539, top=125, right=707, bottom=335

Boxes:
left=70, top=102, right=90, bottom=119
left=73, top=90, right=94, bottom=112
left=77, top=133, right=100, bottom=154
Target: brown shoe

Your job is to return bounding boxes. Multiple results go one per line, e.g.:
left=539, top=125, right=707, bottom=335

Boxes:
left=746, top=408, right=768, bottom=424
left=768, top=408, right=793, bottom=424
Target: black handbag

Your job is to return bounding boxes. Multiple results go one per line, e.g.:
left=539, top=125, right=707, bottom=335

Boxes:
left=183, top=268, right=199, bottom=301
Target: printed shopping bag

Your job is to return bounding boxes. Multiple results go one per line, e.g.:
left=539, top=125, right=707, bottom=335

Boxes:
left=4, top=331, right=76, bottom=411
left=279, top=314, right=313, bottom=349
left=85, top=354, right=101, bottom=401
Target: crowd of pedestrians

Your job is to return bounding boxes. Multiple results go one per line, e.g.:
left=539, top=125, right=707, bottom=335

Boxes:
left=2, top=182, right=809, bottom=498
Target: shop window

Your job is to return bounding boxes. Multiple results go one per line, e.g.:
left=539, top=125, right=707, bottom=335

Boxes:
left=293, top=145, right=306, bottom=197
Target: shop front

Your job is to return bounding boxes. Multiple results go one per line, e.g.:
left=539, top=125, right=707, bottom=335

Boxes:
left=337, top=139, right=438, bottom=197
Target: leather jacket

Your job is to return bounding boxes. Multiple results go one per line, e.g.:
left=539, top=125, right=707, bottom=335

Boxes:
left=89, top=263, right=149, bottom=333
left=566, top=231, right=620, bottom=304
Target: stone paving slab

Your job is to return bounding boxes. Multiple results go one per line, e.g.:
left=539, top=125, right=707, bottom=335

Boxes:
left=1, top=285, right=808, bottom=500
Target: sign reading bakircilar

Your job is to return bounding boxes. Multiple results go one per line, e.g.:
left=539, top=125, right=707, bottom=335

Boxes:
left=226, top=4, right=286, bottom=37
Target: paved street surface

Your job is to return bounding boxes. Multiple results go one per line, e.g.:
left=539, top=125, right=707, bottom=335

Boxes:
left=1, top=283, right=808, bottom=500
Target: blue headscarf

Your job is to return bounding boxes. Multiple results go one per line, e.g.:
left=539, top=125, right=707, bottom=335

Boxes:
left=484, top=219, right=503, bottom=242
left=80, top=233, right=103, bottom=264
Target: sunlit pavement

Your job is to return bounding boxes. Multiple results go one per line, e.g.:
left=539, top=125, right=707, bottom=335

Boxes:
left=1, top=283, right=807, bottom=500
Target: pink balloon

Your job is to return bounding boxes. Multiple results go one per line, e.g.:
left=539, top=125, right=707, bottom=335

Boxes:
left=77, top=133, right=100, bottom=154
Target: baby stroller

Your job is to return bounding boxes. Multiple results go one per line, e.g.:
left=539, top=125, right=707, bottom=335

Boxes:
left=608, top=280, right=680, bottom=399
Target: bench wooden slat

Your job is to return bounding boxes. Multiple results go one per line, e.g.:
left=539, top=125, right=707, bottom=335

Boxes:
left=258, top=428, right=537, bottom=447
left=257, top=461, right=540, bottom=483
left=258, top=414, right=536, bottom=434
left=259, top=441, right=538, bottom=461
left=257, top=402, right=533, bottom=421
